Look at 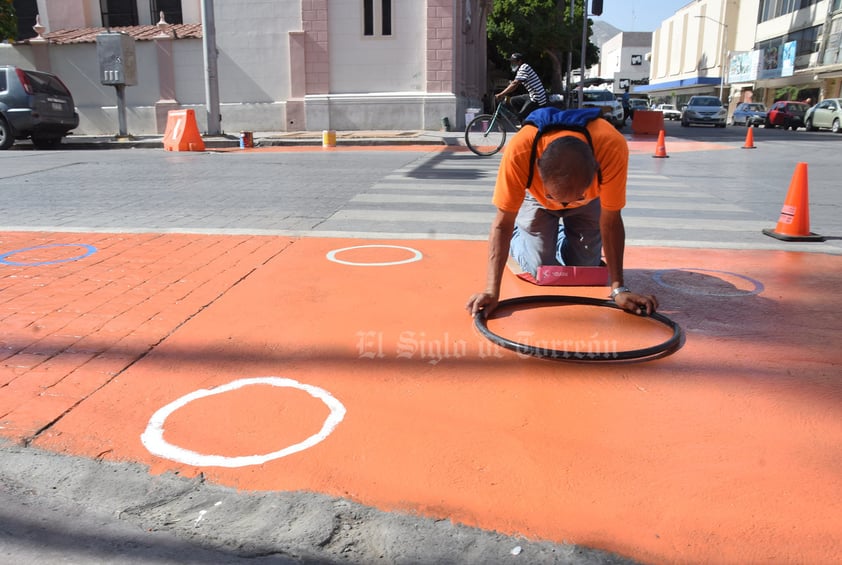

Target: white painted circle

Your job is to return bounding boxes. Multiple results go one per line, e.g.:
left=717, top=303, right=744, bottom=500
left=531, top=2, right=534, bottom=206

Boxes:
left=325, top=244, right=423, bottom=266
left=141, top=377, right=346, bottom=468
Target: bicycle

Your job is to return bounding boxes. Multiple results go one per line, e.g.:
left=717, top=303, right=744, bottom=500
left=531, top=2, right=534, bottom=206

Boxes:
left=464, top=100, right=523, bottom=156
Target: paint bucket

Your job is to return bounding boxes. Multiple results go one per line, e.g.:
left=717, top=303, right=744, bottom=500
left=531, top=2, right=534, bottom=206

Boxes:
left=322, top=130, right=336, bottom=148
left=239, top=131, right=253, bottom=148
left=465, top=107, right=480, bottom=125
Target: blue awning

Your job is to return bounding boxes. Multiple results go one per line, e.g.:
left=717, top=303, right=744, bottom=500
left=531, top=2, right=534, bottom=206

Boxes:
left=633, top=77, right=722, bottom=93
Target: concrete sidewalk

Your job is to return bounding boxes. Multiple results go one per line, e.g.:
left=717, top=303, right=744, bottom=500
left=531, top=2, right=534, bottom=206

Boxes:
left=18, top=129, right=468, bottom=150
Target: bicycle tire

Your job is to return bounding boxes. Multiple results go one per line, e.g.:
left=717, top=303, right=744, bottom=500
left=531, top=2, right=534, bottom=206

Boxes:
left=465, top=114, right=507, bottom=156
left=474, top=295, right=682, bottom=362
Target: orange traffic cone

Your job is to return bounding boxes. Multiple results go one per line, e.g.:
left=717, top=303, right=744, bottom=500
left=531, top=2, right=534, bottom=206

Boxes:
left=762, top=162, right=825, bottom=241
left=652, top=129, right=669, bottom=158
left=742, top=126, right=756, bottom=149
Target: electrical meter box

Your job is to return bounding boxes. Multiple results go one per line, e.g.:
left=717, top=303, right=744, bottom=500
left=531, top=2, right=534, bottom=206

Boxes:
left=96, top=32, right=138, bottom=86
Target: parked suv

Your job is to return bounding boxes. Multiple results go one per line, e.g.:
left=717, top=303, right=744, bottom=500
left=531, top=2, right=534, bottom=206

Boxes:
left=680, top=95, right=726, bottom=127
left=580, top=89, right=624, bottom=128
left=0, top=65, right=79, bottom=150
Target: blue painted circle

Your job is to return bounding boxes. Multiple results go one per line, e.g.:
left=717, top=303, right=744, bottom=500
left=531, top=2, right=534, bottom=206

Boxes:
left=652, top=268, right=764, bottom=296
left=0, top=243, right=98, bottom=266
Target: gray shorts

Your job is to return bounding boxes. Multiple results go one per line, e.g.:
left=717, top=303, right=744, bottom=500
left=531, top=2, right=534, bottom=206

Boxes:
left=510, top=194, right=603, bottom=277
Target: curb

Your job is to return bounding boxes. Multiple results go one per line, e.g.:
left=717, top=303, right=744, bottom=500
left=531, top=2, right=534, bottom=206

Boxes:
left=13, top=132, right=461, bottom=150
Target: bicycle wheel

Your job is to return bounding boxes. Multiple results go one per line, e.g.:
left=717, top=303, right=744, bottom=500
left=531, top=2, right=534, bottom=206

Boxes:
left=465, top=114, right=507, bottom=156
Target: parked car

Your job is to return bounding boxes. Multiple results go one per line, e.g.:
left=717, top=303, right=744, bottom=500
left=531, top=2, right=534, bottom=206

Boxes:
left=804, top=98, right=842, bottom=133
left=764, top=101, right=809, bottom=130
left=680, top=95, right=726, bottom=127
left=731, top=103, right=767, bottom=126
left=628, top=98, right=649, bottom=112
left=655, top=103, right=681, bottom=120
left=580, top=89, right=624, bottom=128
left=0, top=65, right=79, bottom=150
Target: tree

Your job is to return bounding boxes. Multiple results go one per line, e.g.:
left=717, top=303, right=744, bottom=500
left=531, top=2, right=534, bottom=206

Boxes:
left=0, top=0, right=16, bottom=43
left=487, top=0, right=600, bottom=94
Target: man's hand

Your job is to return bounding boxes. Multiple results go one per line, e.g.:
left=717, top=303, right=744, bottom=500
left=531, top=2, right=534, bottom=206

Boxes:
left=613, top=291, right=658, bottom=316
left=466, top=292, right=499, bottom=317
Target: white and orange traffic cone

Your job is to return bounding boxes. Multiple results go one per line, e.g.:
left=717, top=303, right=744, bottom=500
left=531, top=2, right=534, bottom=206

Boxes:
left=652, top=130, right=668, bottom=158
left=762, top=162, right=824, bottom=241
left=742, top=127, right=756, bottom=149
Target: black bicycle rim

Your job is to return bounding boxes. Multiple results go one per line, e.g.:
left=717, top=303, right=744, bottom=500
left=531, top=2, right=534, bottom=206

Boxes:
left=465, top=114, right=506, bottom=156
left=474, top=295, right=682, bottom=362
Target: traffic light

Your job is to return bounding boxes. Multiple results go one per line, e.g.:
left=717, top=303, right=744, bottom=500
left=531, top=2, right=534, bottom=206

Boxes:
left=591, top=0, right=603, bottom=16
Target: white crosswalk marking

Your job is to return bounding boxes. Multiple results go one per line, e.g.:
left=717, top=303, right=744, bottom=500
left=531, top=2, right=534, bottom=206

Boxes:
left=312, top=150, right=833, bottom=252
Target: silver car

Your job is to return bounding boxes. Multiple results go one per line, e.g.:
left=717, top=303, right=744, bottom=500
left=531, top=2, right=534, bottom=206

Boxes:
left=681, top=95, right=727, bottom=128
left=0, top=65, right=79, bottom=150
left=804, top=98, right=842, bottom=133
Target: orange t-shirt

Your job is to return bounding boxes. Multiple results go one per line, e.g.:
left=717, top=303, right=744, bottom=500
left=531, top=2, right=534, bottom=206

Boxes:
left=491, top=117, right=629, bottom=213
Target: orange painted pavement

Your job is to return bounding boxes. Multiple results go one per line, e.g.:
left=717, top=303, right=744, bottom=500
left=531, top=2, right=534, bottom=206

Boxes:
left=1, top=232, right=841, bottom=564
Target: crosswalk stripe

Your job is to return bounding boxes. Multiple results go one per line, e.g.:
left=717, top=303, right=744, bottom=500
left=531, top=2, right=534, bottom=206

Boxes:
left=368, top=184, right=494, bottom=192
left=330, top=209, right=768, bottom=231
left=351, top=194, right=742, bottom=212
left=330, top=210, right=494, bottom=223
left=627, top=189, right=710, bottom=198
left=351, top=194, right=494, bottom=205
left=624, top=200, right=746, bottom=211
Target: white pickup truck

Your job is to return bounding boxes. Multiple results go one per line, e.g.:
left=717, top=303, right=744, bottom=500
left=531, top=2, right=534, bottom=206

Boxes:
left=655, top=103, right=682, bottom=121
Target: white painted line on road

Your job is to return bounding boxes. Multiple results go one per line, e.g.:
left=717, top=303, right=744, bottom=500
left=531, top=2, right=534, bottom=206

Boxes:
left=329, top=210, right=494, bottom=223
left=626, top=189, right=711, bottom=198
left=370, top=183, right=493, bottom=192
left=624, top=200, right=747, bottom=211
left=623, top=217, right=770, bottom=230
left=351, top=194, right=493, bottom=205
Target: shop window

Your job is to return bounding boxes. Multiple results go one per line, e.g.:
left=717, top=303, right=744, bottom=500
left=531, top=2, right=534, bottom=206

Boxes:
left=756, top=25, right=822, bottom=58
left=363, top=0, right=392, bottom=37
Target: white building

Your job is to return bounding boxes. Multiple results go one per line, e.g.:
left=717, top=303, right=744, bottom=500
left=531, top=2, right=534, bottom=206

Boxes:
left=637, top=0, right=842, bottom=112
left=1, top=0, right=491, bottom=135
left=592, top=31, right=652, bottom=95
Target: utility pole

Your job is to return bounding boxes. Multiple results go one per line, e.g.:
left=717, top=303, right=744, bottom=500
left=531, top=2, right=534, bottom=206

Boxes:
left=201, top=0, right=221, bottom=135
left=579, top=0, right=588, bottom=108
left=566, top=0, right=573, bottom=107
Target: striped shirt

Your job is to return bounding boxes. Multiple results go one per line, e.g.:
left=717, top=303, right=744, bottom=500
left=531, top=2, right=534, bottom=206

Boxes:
left=514, top=63, right=548, bottom=105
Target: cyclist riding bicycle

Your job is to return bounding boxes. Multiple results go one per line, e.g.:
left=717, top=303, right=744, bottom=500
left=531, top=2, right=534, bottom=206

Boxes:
left=494, top=53, right=548, bottom=122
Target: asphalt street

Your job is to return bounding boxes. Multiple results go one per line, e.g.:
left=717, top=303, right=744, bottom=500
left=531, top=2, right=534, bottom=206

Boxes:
left=2, top=122, right=841, bottom=252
